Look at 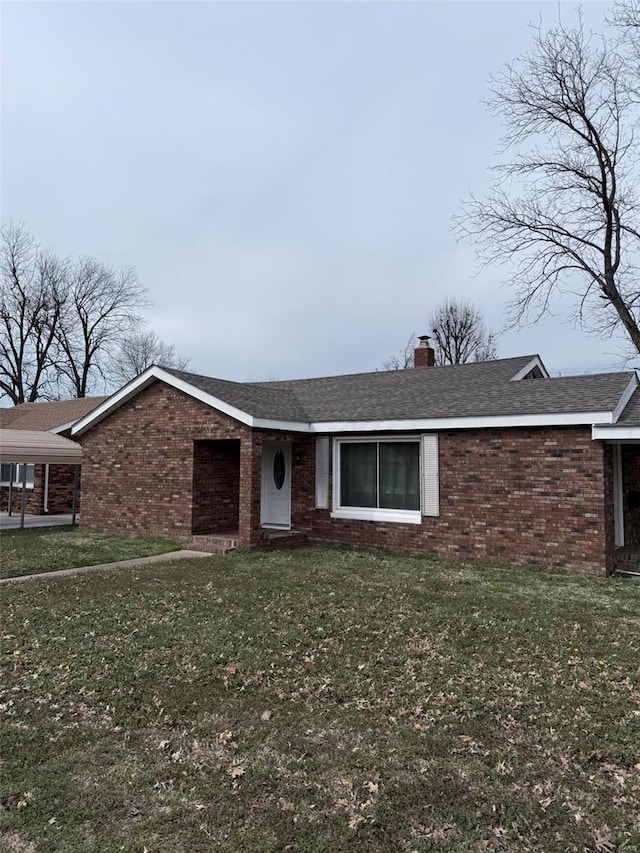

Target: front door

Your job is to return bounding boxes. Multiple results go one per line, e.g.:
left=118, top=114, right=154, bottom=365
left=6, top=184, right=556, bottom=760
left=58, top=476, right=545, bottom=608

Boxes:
left=261, top=441, right=291, bottom=528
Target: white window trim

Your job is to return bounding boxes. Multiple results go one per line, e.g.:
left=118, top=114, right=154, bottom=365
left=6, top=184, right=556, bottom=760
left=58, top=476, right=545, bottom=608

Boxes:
left=331, top=436, right=422, bottom=525
left=0, top=463, right=35, bottom=489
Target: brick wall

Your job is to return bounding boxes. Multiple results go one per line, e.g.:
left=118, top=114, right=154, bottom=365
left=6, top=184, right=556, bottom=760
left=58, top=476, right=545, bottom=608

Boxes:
left=78, top=379, right=613, bottom=575
left=293, top=427, right=611, bottom=576
left=0, top=464, right=44, bottom=515
left=192, top=440, right=240, bottom=534
left=79, top=381, right=254, bottom=541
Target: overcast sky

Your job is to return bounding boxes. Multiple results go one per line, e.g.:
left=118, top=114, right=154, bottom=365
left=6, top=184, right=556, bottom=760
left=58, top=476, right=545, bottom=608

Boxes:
left=2, top=0, right=626, bottom=384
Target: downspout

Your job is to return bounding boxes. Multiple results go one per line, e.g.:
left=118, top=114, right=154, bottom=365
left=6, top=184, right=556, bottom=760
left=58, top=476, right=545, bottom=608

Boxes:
left=20, top=463, right=27, bottom=530
left=44, top=464, right=50, bottom=513
left=71, top=465, right=79, bottom=526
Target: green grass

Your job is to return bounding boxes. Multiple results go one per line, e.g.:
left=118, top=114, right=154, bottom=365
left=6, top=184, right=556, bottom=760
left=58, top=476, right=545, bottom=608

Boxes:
left=1, top=549, right=639, bottom=852
left=0, top=526, right=180, bottom=579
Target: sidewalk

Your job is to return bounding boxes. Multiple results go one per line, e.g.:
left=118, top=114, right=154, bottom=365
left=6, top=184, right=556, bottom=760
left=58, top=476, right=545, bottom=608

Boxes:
left=0, top=549, right=210, bottom=584
left=0, top=512, right=78, bottom=531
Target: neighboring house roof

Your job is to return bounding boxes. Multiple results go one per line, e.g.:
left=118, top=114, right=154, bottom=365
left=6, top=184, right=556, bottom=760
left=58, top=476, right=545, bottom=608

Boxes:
left=0, top=397, right=108, bottom=433
left=0, top=429, right=84, bottom=466
left=71, top=356, right=639, bottom=437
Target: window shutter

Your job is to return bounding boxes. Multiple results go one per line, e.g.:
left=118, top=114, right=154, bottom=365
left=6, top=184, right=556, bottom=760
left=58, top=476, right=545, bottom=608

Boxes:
left=421, top=434, right=439, bottom=516
left=315, top=437, right=330, bottom=509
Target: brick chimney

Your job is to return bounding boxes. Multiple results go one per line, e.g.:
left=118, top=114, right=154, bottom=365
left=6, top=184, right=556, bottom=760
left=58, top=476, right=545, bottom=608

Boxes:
left=414, top=335, right=435, bottom=368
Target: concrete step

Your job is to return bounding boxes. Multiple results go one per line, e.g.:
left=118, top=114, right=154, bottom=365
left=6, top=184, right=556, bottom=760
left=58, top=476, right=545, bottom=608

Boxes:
left=261, top=529, right=309, bottom=551
left=186, top=535, right=238, bottom=555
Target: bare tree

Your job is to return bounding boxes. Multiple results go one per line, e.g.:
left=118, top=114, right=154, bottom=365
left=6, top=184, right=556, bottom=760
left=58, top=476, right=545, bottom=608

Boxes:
left=55, top=257, right=150, bottom=397
left=0, top=223, right=67, bottom=404
left=456, top=5, right=640, bottom=356
left=611, top=0, right=640, bottom=63
left=111, top=329, right=190, bottom=386
left=430, top=298, right=497, bottom=365
left=383, top=299, right=496, bottom=369
left=382, top=332, right=418, bottom=370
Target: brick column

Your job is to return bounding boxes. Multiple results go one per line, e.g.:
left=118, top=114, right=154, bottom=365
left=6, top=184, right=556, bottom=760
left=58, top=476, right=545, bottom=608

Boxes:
left=239, top=433, right=263, bottom=546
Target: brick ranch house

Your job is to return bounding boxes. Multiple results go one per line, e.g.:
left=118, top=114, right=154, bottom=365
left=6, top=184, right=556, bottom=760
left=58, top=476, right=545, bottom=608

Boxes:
left=0, top=396, right=107, bottom=515
left=71, top=341, right=640, bottom=576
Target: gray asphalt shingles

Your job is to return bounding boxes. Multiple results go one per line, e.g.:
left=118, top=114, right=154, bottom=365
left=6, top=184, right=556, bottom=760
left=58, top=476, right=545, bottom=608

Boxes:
left=163, top=357, right=636, bottom=425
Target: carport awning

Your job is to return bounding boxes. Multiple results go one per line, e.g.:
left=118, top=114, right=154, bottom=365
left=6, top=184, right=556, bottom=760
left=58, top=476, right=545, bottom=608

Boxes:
left=0, top=429, right=83, bottom=465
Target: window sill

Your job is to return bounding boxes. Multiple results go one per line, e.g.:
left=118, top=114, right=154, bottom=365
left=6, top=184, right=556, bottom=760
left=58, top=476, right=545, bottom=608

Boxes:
left=331, top=507, right=421, bottom=525
left=1, top=484, right=34, bottom=490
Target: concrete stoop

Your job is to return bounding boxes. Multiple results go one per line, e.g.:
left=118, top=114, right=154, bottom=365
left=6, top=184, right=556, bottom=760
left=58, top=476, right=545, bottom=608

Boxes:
left=185, top=529, right=310, bottom=555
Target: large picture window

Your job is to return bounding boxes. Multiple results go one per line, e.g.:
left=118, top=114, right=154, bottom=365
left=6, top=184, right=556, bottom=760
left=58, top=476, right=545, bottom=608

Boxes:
left=333, top=438, right=422, bottom=524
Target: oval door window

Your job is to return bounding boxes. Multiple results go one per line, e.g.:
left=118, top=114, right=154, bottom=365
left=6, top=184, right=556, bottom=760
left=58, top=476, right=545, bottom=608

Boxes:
left=273, top=449, right=286, bottom=490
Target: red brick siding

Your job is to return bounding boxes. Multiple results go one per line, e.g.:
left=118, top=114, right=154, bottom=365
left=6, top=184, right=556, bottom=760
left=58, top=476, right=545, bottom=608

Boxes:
left=79, top=381, right=254, bottom=541
left=78, top=379, right=612, bottom=575
left=603, top=444, right=616, bottom=572
left=47, top=464, right=79, bottom=514
left=192, top=440, right=240, bottom=534
left=0, top=464, right=44, bottom=514
left=298, top=427, right=609, bottom=576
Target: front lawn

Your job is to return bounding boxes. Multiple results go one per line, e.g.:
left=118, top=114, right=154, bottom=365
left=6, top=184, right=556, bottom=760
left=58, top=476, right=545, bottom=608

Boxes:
left=1, top=549, right=638, bottom=852
left=0, top=526, right=180, bottom=579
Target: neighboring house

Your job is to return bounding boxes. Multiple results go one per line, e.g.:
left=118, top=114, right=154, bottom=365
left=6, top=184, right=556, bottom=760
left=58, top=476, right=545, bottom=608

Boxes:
left=0, top=396, right=108, bottom=515
left=71, top=341, right=640, bottom=576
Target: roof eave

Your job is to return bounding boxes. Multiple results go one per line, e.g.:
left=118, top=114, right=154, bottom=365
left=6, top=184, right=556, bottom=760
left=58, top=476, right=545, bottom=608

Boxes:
left=71, top=366, right=260, bottom=436
left=612, top=374, right=639, bottom=423
left=310, top=411, right=615, bottom=433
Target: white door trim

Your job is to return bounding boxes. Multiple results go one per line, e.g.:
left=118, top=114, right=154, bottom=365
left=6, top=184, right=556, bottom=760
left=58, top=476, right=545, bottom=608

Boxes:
left=260, top=441, right=292, bottom=529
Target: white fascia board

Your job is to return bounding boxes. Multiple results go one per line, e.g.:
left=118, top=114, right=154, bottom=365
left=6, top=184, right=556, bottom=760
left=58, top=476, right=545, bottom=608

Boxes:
left=50, top=419, right=77, bottom=435
left=310, top=410, right=614, bottom=434
left=71, top=366, right=258, bottom=436
left=253, top=418, right=312, bottom=432
left=69, top=363, right=619, bottom=437
left=593, top=424, right=640, bottom=441
left=150, top=367, right=257, bottom=427
left=509, top=356, right=549, bottom=381
left=612, top=375, right=639, bottom=423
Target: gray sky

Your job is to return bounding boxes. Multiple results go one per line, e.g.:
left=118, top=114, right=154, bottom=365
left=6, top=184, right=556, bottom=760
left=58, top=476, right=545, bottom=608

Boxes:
left=2, top=0, right=626, bottom=383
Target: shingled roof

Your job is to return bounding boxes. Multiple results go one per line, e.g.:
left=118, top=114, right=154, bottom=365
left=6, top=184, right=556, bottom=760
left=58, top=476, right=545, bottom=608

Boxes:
left=153, top=355, right=636, bottom=426
left=0, top=396, right=108, bottom=433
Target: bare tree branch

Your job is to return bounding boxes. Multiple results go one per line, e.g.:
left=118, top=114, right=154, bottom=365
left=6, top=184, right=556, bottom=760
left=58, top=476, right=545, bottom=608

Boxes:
left=55, top=258, right=151, bottom=397
left=383, top=300, right=497, bottom=369
left=455, top=5, right=640, bottom=356
left=0, top=222, right=67, bottom=404
left=110, top=329, right=190, bottom=386
left=429, top=298, right=497, bottom=365
left=382, top=332, right=418, bottom=370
